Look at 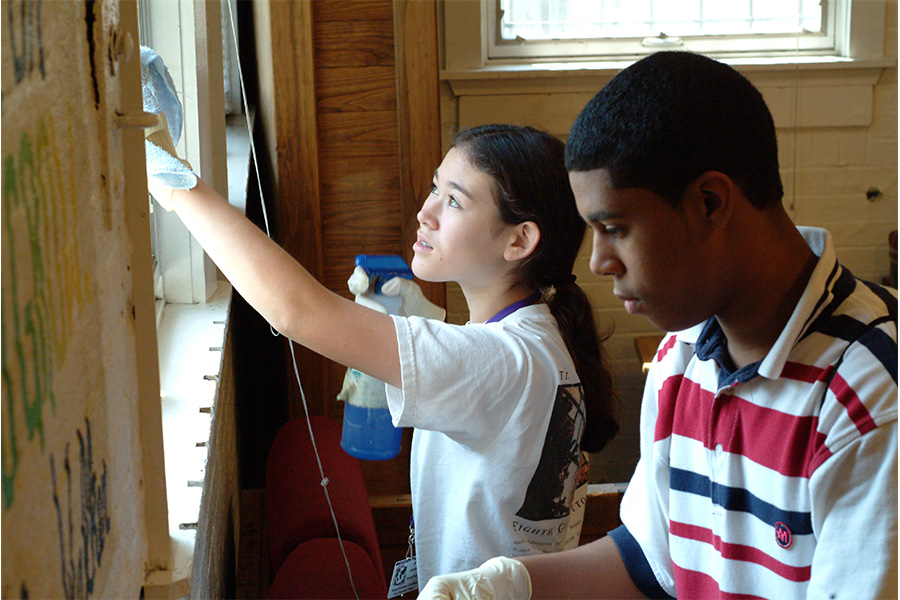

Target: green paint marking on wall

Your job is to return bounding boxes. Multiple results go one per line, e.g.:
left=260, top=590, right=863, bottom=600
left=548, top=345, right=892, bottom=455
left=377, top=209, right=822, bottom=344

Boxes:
left=1, top=115, right=91, bottom=510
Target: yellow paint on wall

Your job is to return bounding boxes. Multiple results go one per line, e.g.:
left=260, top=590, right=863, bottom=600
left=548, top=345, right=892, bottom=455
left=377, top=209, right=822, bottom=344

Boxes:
left=2, top=109, right=94, bottom=509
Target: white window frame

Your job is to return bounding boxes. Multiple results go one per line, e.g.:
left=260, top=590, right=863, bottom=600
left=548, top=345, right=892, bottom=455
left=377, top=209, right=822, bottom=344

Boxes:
left=138, top=0, right=229, bottom=307
left=222, top=0, right=243, bottom=116
left=443, top=0, right=887, bottom=71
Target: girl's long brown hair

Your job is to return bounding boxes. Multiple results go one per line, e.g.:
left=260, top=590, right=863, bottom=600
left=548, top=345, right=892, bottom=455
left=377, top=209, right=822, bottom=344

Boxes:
left=453, top=124, right=618, bottom=453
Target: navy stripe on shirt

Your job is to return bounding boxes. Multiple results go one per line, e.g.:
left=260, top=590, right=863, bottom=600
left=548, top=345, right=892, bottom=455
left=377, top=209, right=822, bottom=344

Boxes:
left=670, top=467, right=814, bottom=535
left=862, top=279, right=898, bottom=322
left=817, top=314, right=898, bottom=383
left=608, top=525, right=674, bottom=599
left=801, top=261, right=844, bottom=339
left=802, top=266, right=858, bottom=343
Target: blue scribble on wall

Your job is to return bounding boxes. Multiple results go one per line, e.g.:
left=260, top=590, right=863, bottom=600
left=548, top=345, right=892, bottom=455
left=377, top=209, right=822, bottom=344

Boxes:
left=6, top=0, right=45, bottom=83
left=51, top=419, right=110, bottom=599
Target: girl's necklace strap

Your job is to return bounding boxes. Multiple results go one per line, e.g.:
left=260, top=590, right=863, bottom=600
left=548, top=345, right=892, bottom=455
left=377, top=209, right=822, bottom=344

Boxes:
left=486, top=292, right=543, bottom=324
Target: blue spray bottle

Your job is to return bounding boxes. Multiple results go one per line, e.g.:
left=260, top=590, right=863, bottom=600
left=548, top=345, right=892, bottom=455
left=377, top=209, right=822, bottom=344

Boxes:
left=338, top=255, right=411, bottom=460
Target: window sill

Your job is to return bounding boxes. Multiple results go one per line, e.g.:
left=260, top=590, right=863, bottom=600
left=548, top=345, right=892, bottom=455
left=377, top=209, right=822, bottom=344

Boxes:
left=152, top=282, right=232, bottom=595
left=148, top=114, right=251, bottom=597
left=158, top=285, right=232, bottom=529
left=441, top=56, right=896, bottom=96
left=443, top=56, right=896, bottom=135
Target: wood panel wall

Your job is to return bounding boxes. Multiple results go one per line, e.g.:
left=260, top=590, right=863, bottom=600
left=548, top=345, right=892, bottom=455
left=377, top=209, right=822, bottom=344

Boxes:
left=253, top=0, right=444, bottom=496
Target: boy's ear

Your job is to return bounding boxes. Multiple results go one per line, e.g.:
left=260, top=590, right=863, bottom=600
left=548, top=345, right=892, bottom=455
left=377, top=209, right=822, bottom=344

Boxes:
left=504, top=221, right=541, bottom=262
left=688, top=171, right=736, bottom=230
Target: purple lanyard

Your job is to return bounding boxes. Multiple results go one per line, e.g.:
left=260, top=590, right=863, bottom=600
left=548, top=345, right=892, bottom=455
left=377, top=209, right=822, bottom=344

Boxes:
left=485, top=292, right=542, bottom=324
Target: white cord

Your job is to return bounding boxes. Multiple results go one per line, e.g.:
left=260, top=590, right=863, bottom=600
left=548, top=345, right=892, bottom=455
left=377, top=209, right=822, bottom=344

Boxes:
left=225, top=3, right=360, bottom=597
left=789, top=4, right=801, bottom=215
left=288, top=340, right=360, bottom=600
left=225, top=0, right=270, bottom=237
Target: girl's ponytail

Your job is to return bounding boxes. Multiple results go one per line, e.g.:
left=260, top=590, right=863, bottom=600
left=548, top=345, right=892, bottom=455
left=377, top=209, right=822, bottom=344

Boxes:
left=544, top=281, right=618, bottom=453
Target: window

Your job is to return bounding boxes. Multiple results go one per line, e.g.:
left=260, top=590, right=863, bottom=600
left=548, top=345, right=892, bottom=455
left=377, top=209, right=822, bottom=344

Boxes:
left=138, top=0, right=241, bottom=308
left=492, top=0, right=832, bottom=58
left=442, top=0, right=887, bottom=70
left=131, top=0, right=250, bottom=594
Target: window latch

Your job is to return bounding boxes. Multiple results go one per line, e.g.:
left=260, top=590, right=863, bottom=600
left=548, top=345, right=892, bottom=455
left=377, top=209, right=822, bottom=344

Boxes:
left=641, top=33, right=683, bottom=48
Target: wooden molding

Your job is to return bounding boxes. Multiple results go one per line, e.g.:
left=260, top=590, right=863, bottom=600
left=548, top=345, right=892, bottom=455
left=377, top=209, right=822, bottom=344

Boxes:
left=264, top=0, right=327, bottom=417
left=393, top=0, right=447, bottom=310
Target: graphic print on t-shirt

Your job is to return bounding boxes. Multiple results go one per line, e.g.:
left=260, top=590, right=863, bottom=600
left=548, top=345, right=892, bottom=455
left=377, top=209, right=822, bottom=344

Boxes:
left=514, top=383, right=585, bottom=522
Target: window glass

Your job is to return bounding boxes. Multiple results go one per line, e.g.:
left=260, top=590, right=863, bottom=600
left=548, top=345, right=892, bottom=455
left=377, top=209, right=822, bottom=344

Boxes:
left=499, top=0, right=823, bottom=40
left=491, top=0, right=834, bottom=59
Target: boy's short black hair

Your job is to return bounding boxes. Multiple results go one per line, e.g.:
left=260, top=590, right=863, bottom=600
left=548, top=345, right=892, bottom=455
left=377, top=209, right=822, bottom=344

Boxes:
left=565, top=51, right=784, bottom=210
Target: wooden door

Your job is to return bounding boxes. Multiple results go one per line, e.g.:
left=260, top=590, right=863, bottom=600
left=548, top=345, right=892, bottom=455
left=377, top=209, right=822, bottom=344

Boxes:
left=253, top=0, right=444, bottom=496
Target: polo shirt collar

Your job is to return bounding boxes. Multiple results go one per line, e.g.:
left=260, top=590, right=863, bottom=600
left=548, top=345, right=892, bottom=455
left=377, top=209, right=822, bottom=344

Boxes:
left=757, top=226, right=838, bottom=379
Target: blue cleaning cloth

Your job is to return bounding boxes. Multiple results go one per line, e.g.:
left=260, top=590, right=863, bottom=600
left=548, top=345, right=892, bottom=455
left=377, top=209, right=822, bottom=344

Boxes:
left=141, top=46, right=196, bottom=190
left=141, top=45, right=182, bottom=145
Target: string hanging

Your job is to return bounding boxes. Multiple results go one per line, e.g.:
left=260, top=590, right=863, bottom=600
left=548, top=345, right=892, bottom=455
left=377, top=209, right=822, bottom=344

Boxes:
left=224, top=3, right=359, bottom=597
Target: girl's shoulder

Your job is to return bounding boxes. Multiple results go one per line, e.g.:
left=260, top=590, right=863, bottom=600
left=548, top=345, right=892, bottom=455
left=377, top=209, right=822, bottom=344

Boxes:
left=488, top=305, right=572, bottom=363
left=397, top=306, right=564, bottom=357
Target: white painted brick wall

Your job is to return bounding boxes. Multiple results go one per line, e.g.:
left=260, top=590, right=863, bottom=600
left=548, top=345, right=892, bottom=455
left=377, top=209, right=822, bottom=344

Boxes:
left=785, top=73, right=898, bottom=284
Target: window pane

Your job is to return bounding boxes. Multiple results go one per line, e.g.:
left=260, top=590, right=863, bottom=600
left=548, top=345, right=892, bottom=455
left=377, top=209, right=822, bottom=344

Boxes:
left=498, top=0, right=822, bottom=40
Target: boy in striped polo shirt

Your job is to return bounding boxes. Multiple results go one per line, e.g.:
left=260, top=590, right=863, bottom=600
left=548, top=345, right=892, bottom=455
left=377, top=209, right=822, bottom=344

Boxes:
left=420, top=51, right=897, bottom=599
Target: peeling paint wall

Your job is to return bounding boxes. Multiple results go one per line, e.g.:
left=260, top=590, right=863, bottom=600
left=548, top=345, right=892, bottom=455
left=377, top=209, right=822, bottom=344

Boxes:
left=2, top=0, right=150, bottom=597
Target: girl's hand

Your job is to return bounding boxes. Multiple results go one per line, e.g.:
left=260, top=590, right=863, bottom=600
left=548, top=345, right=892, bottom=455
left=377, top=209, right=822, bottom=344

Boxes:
left=347, top=265, right=445, bottom=320
left=381, top=277, right=446, bottom=321
left=418, top=557, right=532, bottom=600
left=347, top=266, right=389, bottom=314
left=141, top=45, right=197, bottom=209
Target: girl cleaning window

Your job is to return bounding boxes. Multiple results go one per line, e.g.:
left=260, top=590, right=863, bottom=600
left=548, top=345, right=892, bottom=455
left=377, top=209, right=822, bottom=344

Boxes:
left=142, top=47, right=617, bottom=590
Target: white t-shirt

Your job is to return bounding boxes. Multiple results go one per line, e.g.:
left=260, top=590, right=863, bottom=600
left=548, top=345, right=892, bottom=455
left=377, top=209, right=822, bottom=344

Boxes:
left=385, top=303, right=589, bottom=588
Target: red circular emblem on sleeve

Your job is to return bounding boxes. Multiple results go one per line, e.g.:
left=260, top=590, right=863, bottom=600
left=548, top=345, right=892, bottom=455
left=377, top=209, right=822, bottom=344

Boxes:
left=775, top=521, right=792, bottom=548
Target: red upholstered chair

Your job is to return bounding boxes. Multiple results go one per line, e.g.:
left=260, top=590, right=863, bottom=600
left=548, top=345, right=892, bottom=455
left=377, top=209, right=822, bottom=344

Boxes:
left=268, top=538, right=386, bottom=600
left=265, top=415, right=387, bottom=598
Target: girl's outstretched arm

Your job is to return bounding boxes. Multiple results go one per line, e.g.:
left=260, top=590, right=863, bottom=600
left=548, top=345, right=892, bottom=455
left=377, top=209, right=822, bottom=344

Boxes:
left=163, top=178, right=401, bottom=387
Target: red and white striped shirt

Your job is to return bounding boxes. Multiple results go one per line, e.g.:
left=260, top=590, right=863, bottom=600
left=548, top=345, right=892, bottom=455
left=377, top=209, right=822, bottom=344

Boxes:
left=619, top=227, right=897, bottom=599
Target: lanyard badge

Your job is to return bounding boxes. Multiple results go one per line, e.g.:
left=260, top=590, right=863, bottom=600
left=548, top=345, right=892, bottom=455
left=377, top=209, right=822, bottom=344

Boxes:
left=387, top=516, right=418, bottom=597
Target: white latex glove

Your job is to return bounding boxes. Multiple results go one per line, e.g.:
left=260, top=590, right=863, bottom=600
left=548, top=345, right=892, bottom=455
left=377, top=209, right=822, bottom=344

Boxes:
left=381, top=276, right=446, bottom=321
left=347, top=266, right=444, bottom=320
left=418, top=557, right=532, bottom=600
left=347, top=265, right=372, bottom=296
left=346, top=265, right=387, bottom=313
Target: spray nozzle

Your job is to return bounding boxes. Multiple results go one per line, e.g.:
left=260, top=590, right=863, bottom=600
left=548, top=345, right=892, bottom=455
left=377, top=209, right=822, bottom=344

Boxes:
left=354, top=254, right=413, bottom=294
